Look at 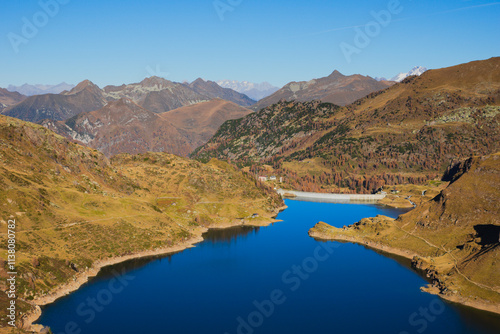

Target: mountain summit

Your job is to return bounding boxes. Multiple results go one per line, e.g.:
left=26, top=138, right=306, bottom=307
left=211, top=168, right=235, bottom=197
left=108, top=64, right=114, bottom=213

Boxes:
left=2, top=80, right=107, bottom=122
left=185, top=78, right=256, bottom=107
left=251, top=70, right=393, bottom=111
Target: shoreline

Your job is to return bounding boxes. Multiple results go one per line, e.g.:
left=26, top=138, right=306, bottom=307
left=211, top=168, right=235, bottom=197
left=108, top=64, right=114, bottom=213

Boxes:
left=24, top=206, right=288, bottom=331
left=22, top=235, right=204, bottom=331
left=308, top=230, right=500, bottom=316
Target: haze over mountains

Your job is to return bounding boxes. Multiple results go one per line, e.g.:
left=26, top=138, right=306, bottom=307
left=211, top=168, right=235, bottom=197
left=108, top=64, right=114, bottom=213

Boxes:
left=216, top=80, right=280, bottom=100
left=7, top=82, right=75, bottom=96
left=251, top=70, right=393, bottom=111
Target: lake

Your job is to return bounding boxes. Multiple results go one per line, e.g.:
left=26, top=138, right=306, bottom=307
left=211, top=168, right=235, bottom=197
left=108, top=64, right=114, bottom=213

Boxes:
left=38, top=200, right=500, bottom=334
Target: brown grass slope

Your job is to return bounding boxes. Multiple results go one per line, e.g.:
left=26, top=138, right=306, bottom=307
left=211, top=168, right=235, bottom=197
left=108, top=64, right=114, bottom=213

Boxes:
left=194, top=57, right=500, bottom=193
left=0, top=114, right=283, bottom=329
left=0, top=89, right=26, bottom=113
left=309, top=153, right=500, bottom=313
left=161, top=98, right=253, bottom=151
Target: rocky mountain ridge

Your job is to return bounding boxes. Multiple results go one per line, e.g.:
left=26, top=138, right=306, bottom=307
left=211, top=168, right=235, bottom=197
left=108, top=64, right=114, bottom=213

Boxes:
left=251, top=70, right=393, bottom=111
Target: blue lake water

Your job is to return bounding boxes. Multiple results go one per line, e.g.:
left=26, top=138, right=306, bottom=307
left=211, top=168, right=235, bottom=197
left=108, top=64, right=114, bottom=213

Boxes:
left=38, top=200, right=500, bottom=334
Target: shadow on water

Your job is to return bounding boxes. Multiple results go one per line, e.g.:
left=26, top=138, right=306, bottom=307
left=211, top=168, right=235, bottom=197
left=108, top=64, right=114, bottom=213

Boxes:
left=94, top=225, right=261, bottom=281
left=202, top=225, right=260, bottom=245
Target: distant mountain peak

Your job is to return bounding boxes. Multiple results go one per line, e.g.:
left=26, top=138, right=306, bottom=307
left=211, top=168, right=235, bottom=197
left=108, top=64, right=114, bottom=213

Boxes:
left=328, top=70, right=345, bottom=79
left=192, top=78, right=206, bottom=83
left=184, top=79, right=256, bottom=107
left=7, top=82, right=75, bottom=96
left=391, top=66, right=428, bottom=82
left=68, top=80, right=101, bottom=95
left=215, top=80, right=280, bottom=101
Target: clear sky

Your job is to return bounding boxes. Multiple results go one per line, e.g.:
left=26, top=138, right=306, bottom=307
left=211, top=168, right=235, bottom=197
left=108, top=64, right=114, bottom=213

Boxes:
left=1, top=0, right=499, bottom=88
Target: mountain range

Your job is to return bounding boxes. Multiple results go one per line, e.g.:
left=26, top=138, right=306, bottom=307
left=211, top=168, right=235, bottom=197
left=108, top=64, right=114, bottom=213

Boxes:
left=7, top=82, right=75, bottom=96
left=251, top=70, right=393, bottom=111
left=3, top=80, right=107, bottom=122
left=193, top=57, right=500, bottom=193
left=216, top=80, right=280, bottom=101
left=41, top=98, right=252, bottom=157
left=2, top=77, right=254, bottom=123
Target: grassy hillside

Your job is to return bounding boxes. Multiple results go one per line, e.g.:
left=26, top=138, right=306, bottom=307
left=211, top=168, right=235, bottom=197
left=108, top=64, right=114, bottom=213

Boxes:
left=0, top=115, right=283, bottom=330
left=193, top=57, right=500, bottom=193
left=309, top=153, right=500, bottom=313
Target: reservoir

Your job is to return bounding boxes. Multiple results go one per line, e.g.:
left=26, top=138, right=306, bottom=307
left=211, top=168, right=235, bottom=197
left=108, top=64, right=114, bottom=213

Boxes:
left=38, top=200, right=500, bottom=333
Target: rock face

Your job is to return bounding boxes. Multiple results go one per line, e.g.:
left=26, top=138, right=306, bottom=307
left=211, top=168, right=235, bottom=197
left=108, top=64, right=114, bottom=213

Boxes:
left=194, top=57, right=500, bottom=193
left=41, top=98, right=193, bottom=157
left=308, top=152, right=500, bottom=314
left=103, top=77, right=209, bottom=114
left=2, top=80, right=107, bottom=122
left=251, top=70, right=393, bottom=111
left=0, top=88, right=26, bottom=112
left=185, top=78, right=256, bottom=107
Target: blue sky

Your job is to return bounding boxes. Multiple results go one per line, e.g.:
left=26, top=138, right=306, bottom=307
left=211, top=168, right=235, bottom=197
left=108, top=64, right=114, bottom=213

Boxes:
left=0, top=0, right=499, bottom=88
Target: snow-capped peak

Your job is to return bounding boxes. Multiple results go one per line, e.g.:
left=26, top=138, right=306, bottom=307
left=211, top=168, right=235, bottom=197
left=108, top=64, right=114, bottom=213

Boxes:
left=391, top=66, right=428, bottom=82
left=216, top=80, right=279, bottom=101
